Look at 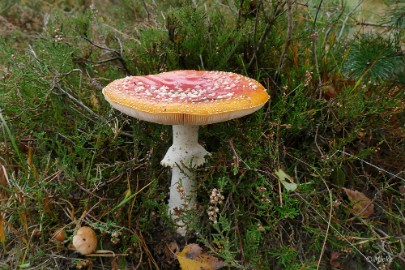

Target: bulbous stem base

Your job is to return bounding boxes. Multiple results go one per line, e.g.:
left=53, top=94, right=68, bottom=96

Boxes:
left=161, top=125, right=210, bottom=235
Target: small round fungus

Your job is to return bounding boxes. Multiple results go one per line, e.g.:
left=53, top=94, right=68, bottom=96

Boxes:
left=52, top=227, right=67, bottom=243
left=72, top=226, right=97, bottom=255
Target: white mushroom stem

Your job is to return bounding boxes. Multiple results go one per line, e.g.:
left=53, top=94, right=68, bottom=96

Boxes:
left=161, top=125, right=210, bottom=235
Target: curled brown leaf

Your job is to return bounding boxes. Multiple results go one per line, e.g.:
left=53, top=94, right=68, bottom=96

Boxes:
left=343, top=188, right=374, bottom=218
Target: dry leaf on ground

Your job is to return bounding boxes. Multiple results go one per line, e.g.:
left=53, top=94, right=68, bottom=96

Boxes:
left=0, top=164, right=7, bottom=246
left=274, top=168, right=297, bottom=192
left=177, top=244, right=225, bottom=270
left=343, top=188, right=374, bottom=218
left=0, top=214, right=5, bottom=246
left=399, top=184, right=405, bottom=195
left=330, top=251, right=341, bottom=268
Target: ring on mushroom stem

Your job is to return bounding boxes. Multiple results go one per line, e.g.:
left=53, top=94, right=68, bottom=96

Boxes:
left=102, top=70, right=269, bottom=236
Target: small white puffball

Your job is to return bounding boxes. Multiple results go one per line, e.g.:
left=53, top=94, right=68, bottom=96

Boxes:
left=72, top=226, right=97, bottom=255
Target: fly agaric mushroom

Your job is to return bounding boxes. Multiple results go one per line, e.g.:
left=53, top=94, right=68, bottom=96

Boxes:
left=72, top=226, right=97, bottom=255
left=102, top=70, right=269, bottom=235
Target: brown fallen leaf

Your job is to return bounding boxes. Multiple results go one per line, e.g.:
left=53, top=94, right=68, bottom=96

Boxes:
left=330, top=251, right=341, bottom=269
left=0, top=164, right=7, bottom=246
left=399, top=184, right=405, bottom=195
left=0, top=214, right=5, bottom=247
left=0, top=163, right=7, bottom=199
left=343, top=188, right=374, bottom=218
left=177, top=244, right=225, bottom=270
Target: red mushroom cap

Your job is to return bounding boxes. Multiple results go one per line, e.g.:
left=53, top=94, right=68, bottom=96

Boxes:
left=102, top=70, right=269, bottom=125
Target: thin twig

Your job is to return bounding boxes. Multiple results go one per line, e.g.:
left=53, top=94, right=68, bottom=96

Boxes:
left=311, top=0, right=324, bottom=98
left=247, top=1, right=285, bottom=71
left=56, top=85, right=99, bottom=119
left=355, top=21, right=391, bottom=28
left=275, top=0, right=294, bottom=78
left=228, top=138, right=240, bottom=171
left=95, top=56, right=126, bottom=65
left=314, top=124, right=325, bottom=158
left=81, top=36, right=130, bottom=74
left=316, top=172, right=333, bottom=270
left=142, top=0, right=151, bottom=22
left=329, top=150, right=405, bottom=181
left=338, top=0, right=364, bottom=40
left=134, top=245, right=143, bottom=270
left=81, top=36, right=118, bottom=52
left=321, top=0, right=346, bottom=51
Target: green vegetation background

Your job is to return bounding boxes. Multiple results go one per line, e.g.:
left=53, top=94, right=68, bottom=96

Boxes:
left=0, top=0, right=403, bottom=269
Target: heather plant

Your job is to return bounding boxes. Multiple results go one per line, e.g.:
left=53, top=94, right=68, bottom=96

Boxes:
left=0, top=0, right=404, bottom=269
